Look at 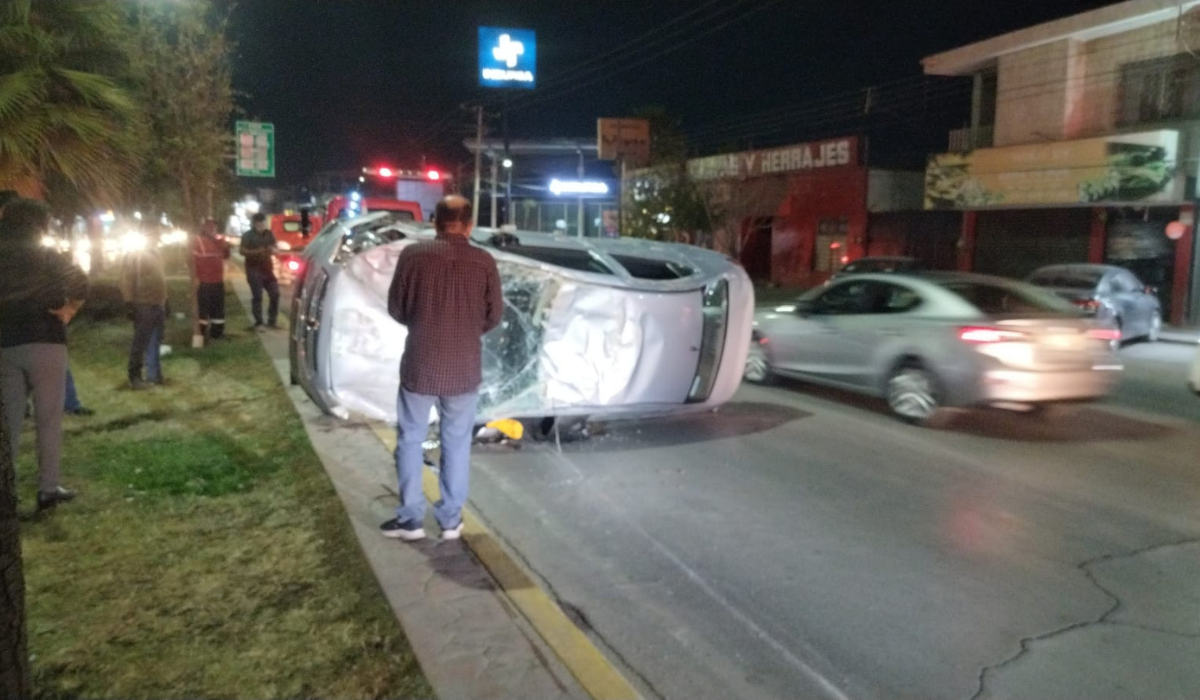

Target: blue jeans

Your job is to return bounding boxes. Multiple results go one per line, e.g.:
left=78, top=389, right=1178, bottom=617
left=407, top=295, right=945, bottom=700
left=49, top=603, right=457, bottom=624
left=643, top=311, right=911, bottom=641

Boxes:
left=129, top=303, right=165, bottom=383
left=394, top=387, right=479, bottom=528
left=65, top=367, right=81, bottom=412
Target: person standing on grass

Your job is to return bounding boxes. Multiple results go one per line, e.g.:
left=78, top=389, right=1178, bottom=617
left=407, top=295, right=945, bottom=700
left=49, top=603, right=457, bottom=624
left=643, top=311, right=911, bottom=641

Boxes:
left=381, top=195, right=503, bottom=542
left=0, top=198, right=88, bottom=510
left=120, top=228, right=167, bottom=389
left=192, top=217, right=230, bottom=340
left=240, top=212, right=280, bottom=330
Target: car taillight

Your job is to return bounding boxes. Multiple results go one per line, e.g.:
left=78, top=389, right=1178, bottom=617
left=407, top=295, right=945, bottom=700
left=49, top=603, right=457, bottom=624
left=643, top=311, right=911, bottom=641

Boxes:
left=1086, top=328, right=1120, bottom=342
left=959, top=326, right=1027, bottom=344
left=287, top=260, right=302, bottom=272
left=1072, top=299, right=1100, bottom=313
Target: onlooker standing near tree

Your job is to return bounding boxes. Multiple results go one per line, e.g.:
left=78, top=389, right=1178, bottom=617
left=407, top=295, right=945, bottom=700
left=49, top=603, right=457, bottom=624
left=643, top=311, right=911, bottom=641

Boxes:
left=120, top=229, right=167, bottom=389
left=0, top=199, right=88, bottom=510
left=239, top=213, right=280, bottom=330
left=191, top=217, right=230, bottom=340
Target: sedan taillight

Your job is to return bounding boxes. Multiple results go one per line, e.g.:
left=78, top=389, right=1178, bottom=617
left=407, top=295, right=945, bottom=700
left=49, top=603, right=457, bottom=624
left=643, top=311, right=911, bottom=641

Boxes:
left=958, top=326, right=1028, bottom=344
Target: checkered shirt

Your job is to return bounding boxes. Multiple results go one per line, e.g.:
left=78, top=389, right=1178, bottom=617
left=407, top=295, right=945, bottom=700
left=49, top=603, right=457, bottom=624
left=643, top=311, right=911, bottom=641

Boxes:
left=387, top=236, right=504, bottom=396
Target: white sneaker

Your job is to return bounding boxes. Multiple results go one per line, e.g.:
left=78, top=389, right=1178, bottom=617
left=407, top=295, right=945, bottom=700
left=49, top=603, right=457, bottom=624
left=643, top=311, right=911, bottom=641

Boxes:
left=441, top=520, right=464, bottom=540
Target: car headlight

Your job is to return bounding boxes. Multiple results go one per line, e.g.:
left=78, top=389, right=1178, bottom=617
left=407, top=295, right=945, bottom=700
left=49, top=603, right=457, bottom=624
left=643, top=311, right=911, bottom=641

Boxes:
left=687, top=278, right=729, bottom=403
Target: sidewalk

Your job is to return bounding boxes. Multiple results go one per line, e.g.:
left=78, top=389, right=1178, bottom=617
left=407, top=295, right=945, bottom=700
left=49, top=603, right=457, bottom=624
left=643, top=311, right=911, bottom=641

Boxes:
left=1161, top=326, right=1200, bottom=345
left=225, top=270, right=633, bottom=700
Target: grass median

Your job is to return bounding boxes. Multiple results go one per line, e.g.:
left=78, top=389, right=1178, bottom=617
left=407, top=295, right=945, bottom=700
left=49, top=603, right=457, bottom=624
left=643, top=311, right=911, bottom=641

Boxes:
left=13, top=273, right=432, bottom=700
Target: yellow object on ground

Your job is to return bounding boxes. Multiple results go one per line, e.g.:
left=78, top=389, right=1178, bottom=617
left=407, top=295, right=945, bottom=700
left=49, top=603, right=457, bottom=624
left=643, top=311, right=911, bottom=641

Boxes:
left=485, top=418, right=524, bottom=440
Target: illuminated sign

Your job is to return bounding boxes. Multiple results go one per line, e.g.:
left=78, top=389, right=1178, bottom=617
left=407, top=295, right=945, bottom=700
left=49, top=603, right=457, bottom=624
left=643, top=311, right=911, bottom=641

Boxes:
left=687, top=137, right=858, bottom=181
left=549, top=179, right=609, bottom=196
left=479, top=27, right=536, bottom=89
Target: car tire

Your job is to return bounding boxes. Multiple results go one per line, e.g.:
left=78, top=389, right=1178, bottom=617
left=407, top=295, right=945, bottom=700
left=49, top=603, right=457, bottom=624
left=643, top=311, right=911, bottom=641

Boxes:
left=1147, top=311, right=1162, bottom=343
left=886, top=362, right=948, bottom=428
left=744, top=341, right=775, bottom=385
left=1110, top=317, right=1123, bottom=352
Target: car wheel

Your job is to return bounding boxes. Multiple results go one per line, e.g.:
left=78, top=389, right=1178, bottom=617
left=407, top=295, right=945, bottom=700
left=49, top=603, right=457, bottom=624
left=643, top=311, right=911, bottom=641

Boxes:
left=1110, top=317, right=1123, bottom=352
left=886, top=363, right=946, bottom=427
left=1147, top=311, right=1162, bottom=342
left=744, top=341, right=774, bottom=384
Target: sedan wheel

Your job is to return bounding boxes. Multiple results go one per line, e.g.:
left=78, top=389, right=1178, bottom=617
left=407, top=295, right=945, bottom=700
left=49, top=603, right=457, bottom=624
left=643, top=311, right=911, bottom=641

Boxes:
left=887, top=365, right=942, bottom=425
left=744, top=342, right=772, bottom=384
left=1147, top=312, right=1162, bottom=342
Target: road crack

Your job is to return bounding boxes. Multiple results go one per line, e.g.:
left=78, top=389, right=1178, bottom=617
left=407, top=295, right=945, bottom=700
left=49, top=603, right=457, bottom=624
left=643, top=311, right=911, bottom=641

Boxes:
left=969, top=536, right=1200, bottom=700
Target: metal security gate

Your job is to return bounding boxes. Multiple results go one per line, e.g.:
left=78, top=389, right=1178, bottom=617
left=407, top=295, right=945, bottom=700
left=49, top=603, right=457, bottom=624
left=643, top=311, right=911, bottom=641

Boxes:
left=973, top=209, right=1091, bottom=279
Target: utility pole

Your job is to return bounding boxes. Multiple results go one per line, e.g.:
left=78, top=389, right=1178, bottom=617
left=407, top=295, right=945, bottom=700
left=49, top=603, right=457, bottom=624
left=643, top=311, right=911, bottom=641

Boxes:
left=472, top=105, right=483, bottom=225
left=490, top=155, right=499, bottom=227
left=577, top=147, right=585, bottom=237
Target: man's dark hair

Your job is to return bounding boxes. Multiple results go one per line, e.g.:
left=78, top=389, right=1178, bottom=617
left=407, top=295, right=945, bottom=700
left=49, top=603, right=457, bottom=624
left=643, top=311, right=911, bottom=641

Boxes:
left=434, top=197, right=472, bottom=232
left=0, top=190, right=18, bottom=211
left=251, top=212, right=267, bottom=224
left=0, top=198, right=50, bottom=242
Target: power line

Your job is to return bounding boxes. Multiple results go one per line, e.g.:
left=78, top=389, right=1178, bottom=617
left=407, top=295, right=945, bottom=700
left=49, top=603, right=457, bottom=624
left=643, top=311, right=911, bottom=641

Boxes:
left=508, top=0, right=788, bottom=114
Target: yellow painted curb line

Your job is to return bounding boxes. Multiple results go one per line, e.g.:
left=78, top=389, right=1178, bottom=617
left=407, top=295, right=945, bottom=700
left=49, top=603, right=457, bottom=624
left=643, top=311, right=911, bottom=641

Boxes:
left=370, top=423, right=642, bottom=700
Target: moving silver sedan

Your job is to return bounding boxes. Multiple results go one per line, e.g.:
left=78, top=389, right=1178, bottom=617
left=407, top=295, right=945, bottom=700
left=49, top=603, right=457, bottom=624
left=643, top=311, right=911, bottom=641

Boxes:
left=745, top=273, right=1122, bottom=425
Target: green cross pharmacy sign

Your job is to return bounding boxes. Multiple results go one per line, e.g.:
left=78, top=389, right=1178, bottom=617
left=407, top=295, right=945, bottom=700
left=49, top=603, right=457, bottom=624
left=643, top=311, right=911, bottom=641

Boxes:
left=236, top=121, right=275, bottom=177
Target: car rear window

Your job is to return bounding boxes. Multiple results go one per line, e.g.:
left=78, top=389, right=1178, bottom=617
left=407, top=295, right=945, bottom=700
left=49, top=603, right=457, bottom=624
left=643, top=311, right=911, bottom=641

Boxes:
left=610, top=255, right=695, bottom=280
left=943, top=281, right=1078, bottom=316
left=1028, top=269, right=1103, bottom=290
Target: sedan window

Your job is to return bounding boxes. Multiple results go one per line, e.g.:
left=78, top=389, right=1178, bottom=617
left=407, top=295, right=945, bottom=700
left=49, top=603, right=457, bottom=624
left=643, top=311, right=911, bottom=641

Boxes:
left=945, top=281, right=1077, bottom=316
left=813, top=281, right=875, bottom=315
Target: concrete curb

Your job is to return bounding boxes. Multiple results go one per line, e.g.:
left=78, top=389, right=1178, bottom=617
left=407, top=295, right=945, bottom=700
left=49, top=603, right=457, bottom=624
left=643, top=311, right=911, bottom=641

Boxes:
left=224, top=268, right=591, bottom=700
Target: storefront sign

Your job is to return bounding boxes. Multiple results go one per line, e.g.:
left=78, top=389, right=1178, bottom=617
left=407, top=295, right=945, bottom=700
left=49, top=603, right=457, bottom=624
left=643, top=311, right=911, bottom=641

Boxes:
left=598, top=118, right=650, bottom=165
left=925, top=130, right=1183, bottom=209
left=687, top=137, right=858, bottom=182
left=479, top=27, right=536, bottom=89
left=549, top=179, right=609, bottom=196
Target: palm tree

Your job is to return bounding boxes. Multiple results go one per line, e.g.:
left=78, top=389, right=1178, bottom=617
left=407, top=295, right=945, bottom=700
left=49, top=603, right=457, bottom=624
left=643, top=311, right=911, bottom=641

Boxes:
left=0, top=347, right=31, bottom=699
left=0, top=0, right=140, bottom=207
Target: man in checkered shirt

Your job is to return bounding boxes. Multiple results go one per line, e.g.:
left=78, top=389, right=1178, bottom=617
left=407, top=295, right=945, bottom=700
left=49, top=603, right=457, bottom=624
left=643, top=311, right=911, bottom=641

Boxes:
left=381, top=195, right=503, bottom=542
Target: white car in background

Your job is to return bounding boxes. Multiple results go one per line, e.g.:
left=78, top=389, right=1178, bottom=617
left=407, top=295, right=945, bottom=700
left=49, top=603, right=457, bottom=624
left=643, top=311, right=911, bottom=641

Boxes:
left=288, top=213, right=753, bottom=426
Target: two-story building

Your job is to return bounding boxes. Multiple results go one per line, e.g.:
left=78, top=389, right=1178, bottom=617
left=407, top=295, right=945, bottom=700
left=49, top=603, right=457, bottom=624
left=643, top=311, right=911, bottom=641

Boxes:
left=923, top=0, right=1200, bottom=324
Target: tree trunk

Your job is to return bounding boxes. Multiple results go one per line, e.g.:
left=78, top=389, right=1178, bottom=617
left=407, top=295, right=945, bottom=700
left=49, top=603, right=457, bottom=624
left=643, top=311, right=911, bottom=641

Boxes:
left=0, top=346, right=32, bottom=699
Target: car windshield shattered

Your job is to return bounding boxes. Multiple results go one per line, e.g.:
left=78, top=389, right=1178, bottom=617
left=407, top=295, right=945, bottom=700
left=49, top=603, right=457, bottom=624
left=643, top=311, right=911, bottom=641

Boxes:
left=290, top=217, right=753, bottom=424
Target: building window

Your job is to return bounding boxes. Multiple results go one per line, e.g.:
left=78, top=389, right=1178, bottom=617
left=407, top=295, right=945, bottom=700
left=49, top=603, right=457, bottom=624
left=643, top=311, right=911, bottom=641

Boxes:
left=1118, top=54, right=1200, bottom=126
left=814, top=217, right=849, bottom=273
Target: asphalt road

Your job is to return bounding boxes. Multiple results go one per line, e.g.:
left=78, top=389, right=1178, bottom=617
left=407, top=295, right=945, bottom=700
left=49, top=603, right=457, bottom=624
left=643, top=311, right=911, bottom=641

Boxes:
left=468, top=341, right=1200, bottom=700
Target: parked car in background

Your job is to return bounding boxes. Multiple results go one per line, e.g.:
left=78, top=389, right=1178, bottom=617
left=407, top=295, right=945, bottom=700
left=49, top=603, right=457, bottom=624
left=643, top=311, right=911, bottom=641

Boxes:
left=745, top=272, right=1121, bottom=426
left=289, top=212, right=753, bottom=426
left=829, top=256, right=923, bottom=282
left=1026, top=264, right=1161, bottom=349
left=270, top=209, right=323, bottom=279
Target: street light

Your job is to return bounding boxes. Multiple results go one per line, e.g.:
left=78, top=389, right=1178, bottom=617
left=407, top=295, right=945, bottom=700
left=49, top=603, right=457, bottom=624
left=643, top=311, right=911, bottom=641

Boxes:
left=502, top=158, right=513, bottom=226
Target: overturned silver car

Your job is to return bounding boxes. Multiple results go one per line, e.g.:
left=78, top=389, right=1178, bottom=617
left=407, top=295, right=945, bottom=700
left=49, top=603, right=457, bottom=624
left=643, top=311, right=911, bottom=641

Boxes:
left=288, top=212, right=754, bottom=425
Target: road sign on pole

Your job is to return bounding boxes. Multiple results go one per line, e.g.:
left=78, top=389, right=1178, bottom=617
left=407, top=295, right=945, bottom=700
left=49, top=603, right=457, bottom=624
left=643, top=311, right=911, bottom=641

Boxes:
left=236, top=121, right=275, bottom=178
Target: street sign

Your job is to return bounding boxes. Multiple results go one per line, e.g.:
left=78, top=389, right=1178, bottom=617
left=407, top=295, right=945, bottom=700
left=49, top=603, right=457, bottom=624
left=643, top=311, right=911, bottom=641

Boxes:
left=236, top=121, right=275, bottom=178
left=479, top=27, right=536, bottom=89
left=597, top=118, right=650, bottom=166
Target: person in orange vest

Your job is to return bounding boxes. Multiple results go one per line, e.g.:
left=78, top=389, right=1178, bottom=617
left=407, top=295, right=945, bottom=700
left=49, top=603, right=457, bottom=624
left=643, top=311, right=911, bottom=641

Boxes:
left=191, top=218, right=230, bottom=340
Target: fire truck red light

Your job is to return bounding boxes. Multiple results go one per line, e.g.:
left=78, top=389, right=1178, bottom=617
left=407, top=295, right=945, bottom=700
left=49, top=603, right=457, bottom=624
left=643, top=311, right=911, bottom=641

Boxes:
left=378, top=167, right=394, bottom=178
left=426, top=170, right=441, bottom=181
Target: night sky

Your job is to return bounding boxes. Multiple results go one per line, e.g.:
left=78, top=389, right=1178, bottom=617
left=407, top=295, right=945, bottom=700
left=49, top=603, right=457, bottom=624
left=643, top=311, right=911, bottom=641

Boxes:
left=232, top=0, right=1122, bottom=184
